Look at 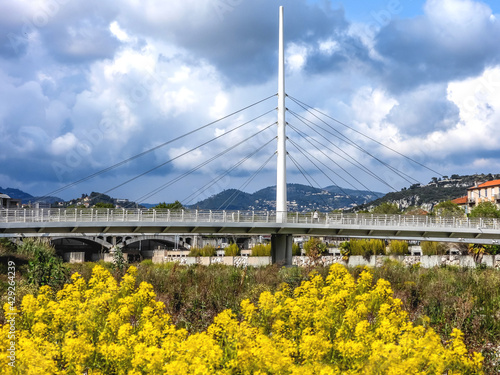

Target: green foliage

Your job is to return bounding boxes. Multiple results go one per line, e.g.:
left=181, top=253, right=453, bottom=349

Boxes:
left=224, top=243, right=240, bottom=256
left=303, top=237, right=327, bottom=259
left=251, top=243, right=271, bottom=256
left=292, top=242, right=301, bottom=256
left=349, top=239, right=386, bottom=257
left=140, top=259, right=154, bottom=266
left=370, top=261, right=500, bottom=372
left=372, top=202, right=401, bottom=214
left=468, top=244, right=500, bottom=259
left=93, top=202, right=115, bottom=208
left=19, top=239, right=68, bottom=288
left=189, top=244, right=216, bottom=257
left=433, top=201, right=465, bottom=217
left=389, top=240, right=409, bottom=255
left=155, top=200, right=184, bottom=210
left=421, top=241, right=449, bottom=255
left=469, top=201, right=500, bottom=218
left=0, top=238, right=16, bottom=255
left=339, top=241, right=350, bottom=259
left=111, top=246, right=127, bottom=273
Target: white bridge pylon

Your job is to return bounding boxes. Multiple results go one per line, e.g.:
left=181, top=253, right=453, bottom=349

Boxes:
left=276, top=5, right=287, bottom=224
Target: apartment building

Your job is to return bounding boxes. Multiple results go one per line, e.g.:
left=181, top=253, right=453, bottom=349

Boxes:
left=467, top=179, right=500, bottom=209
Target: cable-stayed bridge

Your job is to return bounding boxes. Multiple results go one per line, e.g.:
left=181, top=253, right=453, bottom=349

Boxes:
left=1, top=208, right=500, bottom=263
left=2, top=208, right=500, bottom=243
left=1, top=6, right=499, bottom=264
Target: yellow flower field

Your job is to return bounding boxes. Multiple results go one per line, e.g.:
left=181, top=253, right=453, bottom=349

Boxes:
left=1, top=264, right=483, bottom=374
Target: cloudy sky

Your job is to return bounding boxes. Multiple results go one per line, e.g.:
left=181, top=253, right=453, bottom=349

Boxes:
left=1, top=0, right=500, bottom=205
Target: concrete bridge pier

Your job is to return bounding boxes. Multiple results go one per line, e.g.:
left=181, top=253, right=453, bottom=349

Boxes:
left=271, top=234, right=293, bottom=266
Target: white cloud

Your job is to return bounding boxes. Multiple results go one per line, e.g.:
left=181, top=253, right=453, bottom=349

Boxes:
left=318, top=39, right=339, bottom=56
left=109, top=21, right=131, bottom=42
left=286, top=43, right=309, bottom=72
left=50, top=132, right=78, bottom=155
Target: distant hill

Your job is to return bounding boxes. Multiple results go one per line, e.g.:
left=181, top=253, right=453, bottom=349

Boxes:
left=0, top=187, right=61, bottom=204
left=65, top=192, right=141, bottom=209
left=358, top=173, right=500, bottom=211
left=190, top=183, right=384, bottom=211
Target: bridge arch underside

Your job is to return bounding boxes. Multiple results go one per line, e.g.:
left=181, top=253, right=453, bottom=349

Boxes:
left=121, top=238, right=184, bottom=252
left=51, top=238, right=108, bottom=261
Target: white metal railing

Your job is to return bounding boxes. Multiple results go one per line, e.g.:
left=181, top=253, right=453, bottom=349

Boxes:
left=1, top=208, right=499, bottom=231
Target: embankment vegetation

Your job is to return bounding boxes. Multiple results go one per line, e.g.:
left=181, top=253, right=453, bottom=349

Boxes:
left=1, top=239, right=500, bottom=372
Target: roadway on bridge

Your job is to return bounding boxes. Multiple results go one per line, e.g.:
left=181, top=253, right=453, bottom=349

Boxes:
left=1, top=209, right=500, bottom=245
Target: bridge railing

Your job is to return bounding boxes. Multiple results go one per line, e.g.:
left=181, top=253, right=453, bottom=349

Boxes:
left=1, top=208, right=500, bottom=230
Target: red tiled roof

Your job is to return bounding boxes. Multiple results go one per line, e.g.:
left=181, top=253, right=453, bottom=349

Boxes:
left=467, top=179, right=500, bottom=189
left=451, top=196, right=467, bottom=205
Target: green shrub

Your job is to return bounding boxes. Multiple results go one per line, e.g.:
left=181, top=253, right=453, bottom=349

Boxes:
left=389, top=240, right=409, bottom=255
left=421, top=241, right=448, bottom=255
left=189, top=247, right=202, bottom=257
left=141, top=259, right=154, bottom=266
left=189, top=245, right=216, bottom=257
left=350, top=239, right=386, bottom=257
left=111, top=247, right=127, bottom=274
left=303, top=237, right=327, bottom=259
left=0, top=238, right=16, bottom=255
left=18, top=239, right=68, bottom=288
left=251, top=243, right=271, bottom=256
left=292, top=242, right=301, bottom=256
left=339, top=241, right=350, bottom=259
left=224, top=243, right=240, bottom=256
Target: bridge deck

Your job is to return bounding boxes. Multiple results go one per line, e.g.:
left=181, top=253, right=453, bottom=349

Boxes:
left=1, top=208, right=499, bottom=244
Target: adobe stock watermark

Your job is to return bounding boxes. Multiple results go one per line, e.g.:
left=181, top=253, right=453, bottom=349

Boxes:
left=8, top=0, right=72, bottom=55
left=212, top=0, right=243, bottom=22
left=6, top=261, right=17, bottom=368
left=360, top=0, right=418, bottom=39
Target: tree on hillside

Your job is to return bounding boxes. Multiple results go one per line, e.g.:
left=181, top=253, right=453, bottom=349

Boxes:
left=469, top=201, right=500, bottom=218
left=94, top=202, right=115, bottom=208
left=432, top=201, right=464, bottom=217
left=372, top=202, right=400, bottom=214
left=155, top=200, right=183, bottom=210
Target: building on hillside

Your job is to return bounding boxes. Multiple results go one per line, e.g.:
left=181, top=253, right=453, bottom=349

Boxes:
left=467, top=179, right=500, bottom=209
left=451, top=196, right=468, bottom=214
left=0, top=193, right=21, bottom=209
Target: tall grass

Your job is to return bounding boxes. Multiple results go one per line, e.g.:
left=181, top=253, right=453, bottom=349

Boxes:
left=251, top=243, right=271, bottom=256
left=421, top=241, right=448, bottom=255
left=188, top=244, right=216, bottom=257
left=350, top=239, right=386, bottom=257
left=369, top=260, right=500, bottom=374
left=388, top=240, right=409, bottom=255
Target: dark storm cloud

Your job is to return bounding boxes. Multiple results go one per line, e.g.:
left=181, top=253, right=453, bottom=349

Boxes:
left=119, top=1, right=351, bottom=85
left=374, top=1, right=500, bottom=92
left=386, top=84, right=460, bottom=135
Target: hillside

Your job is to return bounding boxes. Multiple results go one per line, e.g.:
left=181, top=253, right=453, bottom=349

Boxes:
left=0, top=186, right=61, bottom=204
left=360, top=173, right=500, bottom=211
left=191, top=183, right=384, bottom=211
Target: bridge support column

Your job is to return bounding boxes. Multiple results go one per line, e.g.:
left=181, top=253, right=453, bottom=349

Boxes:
left=271, top=234, right=292, bottom=266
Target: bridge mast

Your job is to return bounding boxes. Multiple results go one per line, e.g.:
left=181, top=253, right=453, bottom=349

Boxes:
left=271, top=6, right=293, bottom=266
left=276, top=5, right=287, bottom=223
